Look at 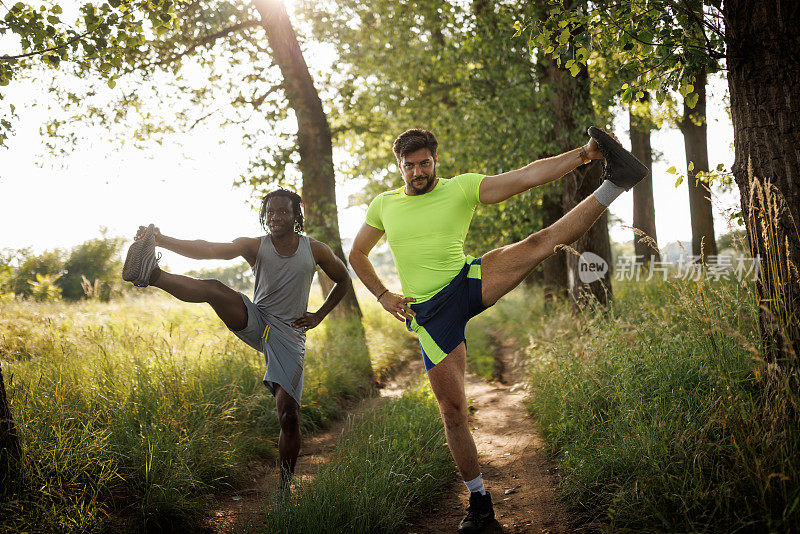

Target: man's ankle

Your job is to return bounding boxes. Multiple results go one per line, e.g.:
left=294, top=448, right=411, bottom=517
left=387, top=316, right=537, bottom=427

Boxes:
left=465, top=474, right=486, bottom=495
left=148, top=266, right=162, bottom=285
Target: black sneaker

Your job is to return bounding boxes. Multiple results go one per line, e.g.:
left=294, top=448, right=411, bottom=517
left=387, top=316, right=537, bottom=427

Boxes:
left=122, top=224, right=160, bottom=287
left=458, top=491, right=495, bottom=533
left=588, top=125, right=649, bottom=190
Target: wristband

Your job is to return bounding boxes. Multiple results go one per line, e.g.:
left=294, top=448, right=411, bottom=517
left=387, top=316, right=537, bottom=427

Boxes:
left=578, top=147, right=591, bottom=165
left=376, top=289, right=389, bottom=301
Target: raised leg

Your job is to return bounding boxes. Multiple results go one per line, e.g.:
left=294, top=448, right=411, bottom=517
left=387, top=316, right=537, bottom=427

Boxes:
left=151, top=271, right=248, bottom=331
left=274, top=384, right=301, bottom=489
left=480, top=194, right=607, bottom=307
left=427, top=342, right=480, bottom=481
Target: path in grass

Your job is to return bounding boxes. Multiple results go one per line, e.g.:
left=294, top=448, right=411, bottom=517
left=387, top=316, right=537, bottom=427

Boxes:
left=205, top=336, right=571, bottom=533
left=405, top=334, right=572, bottom=534
left=204, top=359, right=420, bottom=533
left=204, top=396, right=378, bottom=532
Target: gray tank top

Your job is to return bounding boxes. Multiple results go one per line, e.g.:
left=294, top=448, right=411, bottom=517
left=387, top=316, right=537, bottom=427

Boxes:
left=252, top=234, right=316, bottom=342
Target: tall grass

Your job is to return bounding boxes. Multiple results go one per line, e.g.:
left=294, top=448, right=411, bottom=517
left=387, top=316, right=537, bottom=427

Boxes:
left=525, top=277, right=800, bottom=531
left=254, top=382, right=455, bottom=533
left=0, top=295, right=375, bottom=532
left=465, top=287, right=545, bottom=379
left=358, top=297, right=419, bottom=384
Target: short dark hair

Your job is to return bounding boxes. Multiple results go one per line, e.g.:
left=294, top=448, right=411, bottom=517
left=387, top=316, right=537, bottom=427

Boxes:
left=259, top=189, right=304, bottom=233
left=392, top=129, right=438, bottom=160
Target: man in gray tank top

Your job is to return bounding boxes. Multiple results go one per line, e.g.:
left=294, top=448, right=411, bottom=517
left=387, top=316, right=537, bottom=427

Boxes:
left=121, top=189, right=351, bottom=498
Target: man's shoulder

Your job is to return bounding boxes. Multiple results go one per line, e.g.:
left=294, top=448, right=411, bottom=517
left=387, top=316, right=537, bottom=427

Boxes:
left=451, top=172, right=484, bottom=181
left=378, top=186, right=404, bottom=199
left=300, top=235, right=332, bottom=266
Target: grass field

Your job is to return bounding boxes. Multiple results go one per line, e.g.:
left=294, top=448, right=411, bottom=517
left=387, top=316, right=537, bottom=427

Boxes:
left=252, top=381, right=454, bottom=533
left=491, top=278, right=800, bottom=531
left=4, top=273, right=797, bottom=532
left=0, top=292, right=414, bottom=532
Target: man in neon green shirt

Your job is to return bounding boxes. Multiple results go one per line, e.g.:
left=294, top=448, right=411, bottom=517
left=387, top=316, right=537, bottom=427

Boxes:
left=350, top=127, right=645, bottom=533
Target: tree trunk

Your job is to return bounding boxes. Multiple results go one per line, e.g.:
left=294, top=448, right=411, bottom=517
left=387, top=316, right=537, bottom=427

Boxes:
left=679, top=69, right=717, bottom=259
left=543, top=57, right=613, bottom=308
left=541, top=185, right=568, bottom=306
left=725, top=0, right=800, bottom=390
left=629, top=93, right=660, bottom=263
left=253, top=0, right=362, bottom=320
left=0, top=364, right=22, bottom=486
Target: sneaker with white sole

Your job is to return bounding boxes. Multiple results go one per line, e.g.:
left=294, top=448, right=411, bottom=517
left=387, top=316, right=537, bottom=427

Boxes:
left=122, top=224, right=159, bottom=287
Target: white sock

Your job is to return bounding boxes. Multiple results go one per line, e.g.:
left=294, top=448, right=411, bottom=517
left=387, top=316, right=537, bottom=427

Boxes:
left=593, top=180, right=626, bottom=207
left=465, top=474, right=486, bottom=495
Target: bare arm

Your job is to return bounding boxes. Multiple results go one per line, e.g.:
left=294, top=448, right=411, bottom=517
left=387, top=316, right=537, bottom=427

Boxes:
left=138, top=226, right=260, bottom=266
left=478, top=134, right=609, bottom=204
left=348, top=223, right=415, bottom=321
left=292, top=239, right=352, bottom=330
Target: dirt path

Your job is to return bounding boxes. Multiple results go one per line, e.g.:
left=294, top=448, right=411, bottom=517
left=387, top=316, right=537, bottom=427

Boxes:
left=203, top=393, right=385, bottom=532
left=405, top=335, right=573, bottom=533
left=205, top=336, right=572, bottom=533
left=204, top=360, right=420, bottom=533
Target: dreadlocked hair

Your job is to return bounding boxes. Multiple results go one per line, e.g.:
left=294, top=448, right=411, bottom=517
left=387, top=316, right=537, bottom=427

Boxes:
left=259, top=189, right=305, bottom=234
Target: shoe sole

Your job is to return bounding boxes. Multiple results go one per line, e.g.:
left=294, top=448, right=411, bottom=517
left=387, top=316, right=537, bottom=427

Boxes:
left=122, top=225, right=155, bottom=285
left=588, top=126, right=649, bottom=189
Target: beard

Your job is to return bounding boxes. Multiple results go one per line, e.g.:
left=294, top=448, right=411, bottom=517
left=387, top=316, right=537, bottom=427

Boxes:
left=409, top=168, right=437, bottom=194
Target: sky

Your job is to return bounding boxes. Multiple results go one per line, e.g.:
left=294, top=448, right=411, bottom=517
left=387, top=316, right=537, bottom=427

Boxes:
left=0, top=10, right=739, bottom=275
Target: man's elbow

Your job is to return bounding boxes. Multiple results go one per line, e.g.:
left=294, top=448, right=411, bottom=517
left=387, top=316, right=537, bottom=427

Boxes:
left=348, top=249, right=363, bottom=269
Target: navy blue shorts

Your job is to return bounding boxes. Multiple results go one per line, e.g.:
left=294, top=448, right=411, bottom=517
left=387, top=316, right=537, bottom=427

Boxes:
left=406, top=256, right=489, bottom=370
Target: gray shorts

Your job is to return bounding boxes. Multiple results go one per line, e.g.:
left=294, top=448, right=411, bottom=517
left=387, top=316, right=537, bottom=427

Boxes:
left=231, top=293, right=305, bottom=405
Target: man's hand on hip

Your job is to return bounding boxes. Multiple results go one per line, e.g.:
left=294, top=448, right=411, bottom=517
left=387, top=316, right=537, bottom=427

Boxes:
left=378, top=292, right=416, bottom=321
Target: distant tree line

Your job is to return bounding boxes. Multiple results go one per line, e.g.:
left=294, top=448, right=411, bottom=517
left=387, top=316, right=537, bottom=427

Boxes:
left=0, top=233, right=125, bottom=302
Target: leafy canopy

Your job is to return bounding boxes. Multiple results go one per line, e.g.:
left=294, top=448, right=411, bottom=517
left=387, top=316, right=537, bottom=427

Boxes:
left=517, top=0, right=725, bottom=107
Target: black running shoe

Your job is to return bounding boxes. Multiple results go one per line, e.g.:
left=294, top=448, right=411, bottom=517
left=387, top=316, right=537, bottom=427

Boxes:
left=458, top=491, right=495, bottom=533
left=122, top=224, right=159, bottom=287
left=588, top=126, right=649, bottom=190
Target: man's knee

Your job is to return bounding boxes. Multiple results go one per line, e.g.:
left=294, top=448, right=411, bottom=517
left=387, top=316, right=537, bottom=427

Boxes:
left=523, top=227, right=551, bottom=252
left=438, top=398, right=467, bottom=430
left=279, top=406, right=299, bottom=431
left=204, top=278, right=229, bottom=296
left=277, top=392, right=300, bottom=433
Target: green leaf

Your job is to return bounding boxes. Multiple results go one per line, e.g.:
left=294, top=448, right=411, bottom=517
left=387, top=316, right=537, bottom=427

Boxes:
left=688, top=161, right=694, bottom=171
left=569, top=63, right=580, bottom=77
left=674, top=176, right=684, bottom=187
left=107, top=79, right=116, bottom=89
left=666, top=166, right=677, bottom=174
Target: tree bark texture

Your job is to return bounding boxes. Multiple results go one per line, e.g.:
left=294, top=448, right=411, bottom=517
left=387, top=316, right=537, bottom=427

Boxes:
left=725, top=0, right=800, bottom=388
left=629, top=93, right=660, bottom=263
left=543, top=58, right=613, bottom=308
left=679, top=70, right=717, bottom=258
left=253, top=0, right=362, bottom=320
left=0, top=364, right=22, bottom=486
left=541, top=185, right=568, bottom=306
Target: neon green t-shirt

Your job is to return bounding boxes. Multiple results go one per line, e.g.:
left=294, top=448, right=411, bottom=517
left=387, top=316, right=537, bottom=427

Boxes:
left=365, top=173, right=485, bottom=303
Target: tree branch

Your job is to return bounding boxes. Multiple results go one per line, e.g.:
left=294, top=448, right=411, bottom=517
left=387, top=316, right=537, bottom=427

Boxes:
left=173, top=20, right=261, bottom=62
left=0, top=31, right=89, bottom=60
left=132, top=19, right=260, bottom=72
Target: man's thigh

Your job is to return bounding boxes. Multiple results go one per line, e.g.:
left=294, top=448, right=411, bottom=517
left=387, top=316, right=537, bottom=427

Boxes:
left=480, top=231, right=553, bottom=307
left=427, top=342, right=467, bottom=413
